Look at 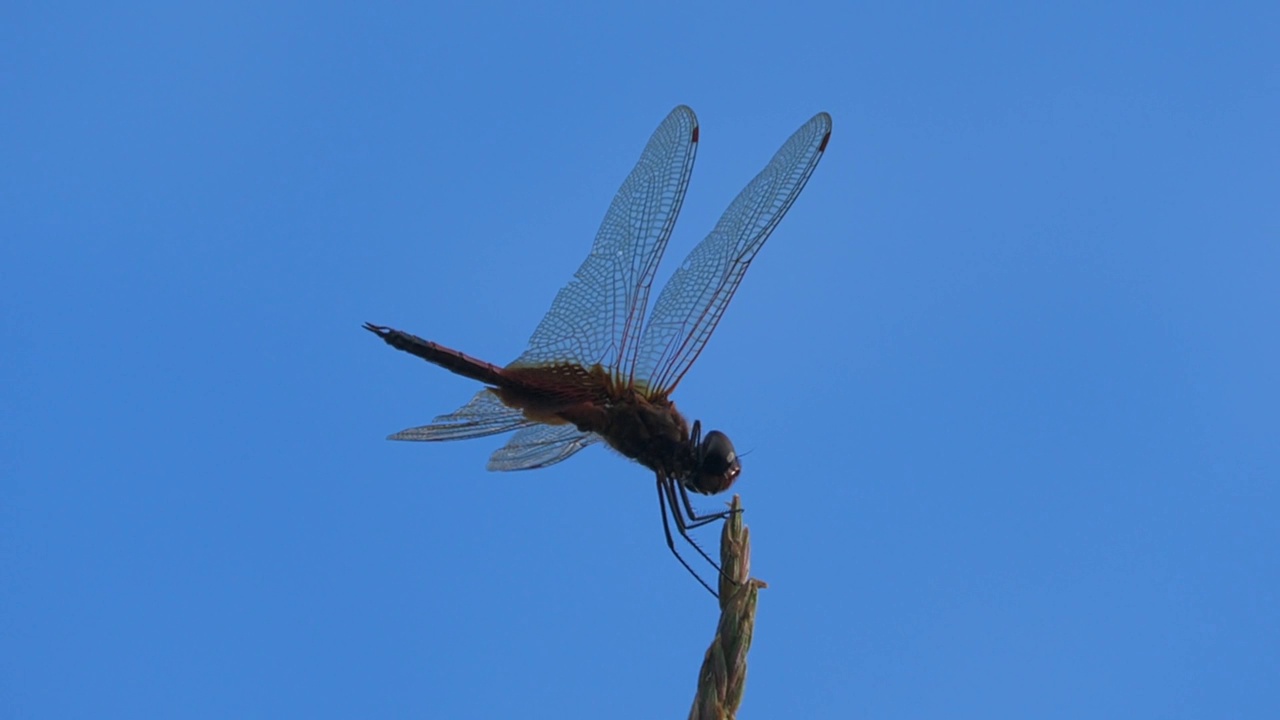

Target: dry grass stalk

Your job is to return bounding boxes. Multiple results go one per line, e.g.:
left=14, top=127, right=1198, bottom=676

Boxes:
left=688, top=495, right=766, bottom=720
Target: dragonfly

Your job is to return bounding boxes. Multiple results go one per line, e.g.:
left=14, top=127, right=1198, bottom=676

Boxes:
left=366, top=106, right=831, bottom=596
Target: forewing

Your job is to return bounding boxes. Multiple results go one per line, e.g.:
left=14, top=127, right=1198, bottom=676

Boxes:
left=387, top=389, right=534, bottom=441
left=487, top=424, right=602, bottom=471
left=511, top=106, right=698, bottom=378
left=635, top=112, right=832, bottom=393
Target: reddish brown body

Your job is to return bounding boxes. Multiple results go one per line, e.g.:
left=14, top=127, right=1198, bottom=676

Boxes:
left=366, top=324, right=723, bottom=493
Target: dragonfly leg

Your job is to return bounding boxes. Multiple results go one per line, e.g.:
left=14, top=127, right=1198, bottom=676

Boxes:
left=676, top=480, right=737, bottom=530
left=657, top=476, right=719, bottom=598
left=660, top=474, right=740, bottom=592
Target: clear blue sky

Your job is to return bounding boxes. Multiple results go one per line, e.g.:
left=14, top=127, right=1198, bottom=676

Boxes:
left=3, top=2, right=1276, bottom=718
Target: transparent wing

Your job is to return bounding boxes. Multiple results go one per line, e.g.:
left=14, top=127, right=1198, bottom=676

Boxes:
left=510, top=106, right=698, bottom=379
left=635, top=112, right=832, bottom=393
left=388, top=389, right=535, bottom=441
left=487, top=424, right=602, bottom=472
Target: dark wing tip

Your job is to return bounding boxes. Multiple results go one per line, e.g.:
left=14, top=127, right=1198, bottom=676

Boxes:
left=813, top=112, right=833, bottom=152
left=673, top=104, right=698, bottom=144
left=363, top=322, right=391, bottom=337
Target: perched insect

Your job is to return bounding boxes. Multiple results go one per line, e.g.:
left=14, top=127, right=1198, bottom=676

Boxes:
left=367, top=106, right=831, bottom=595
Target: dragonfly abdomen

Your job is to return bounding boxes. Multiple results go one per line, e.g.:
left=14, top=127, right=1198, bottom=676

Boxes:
left=363, top=323, right=507, bottom=387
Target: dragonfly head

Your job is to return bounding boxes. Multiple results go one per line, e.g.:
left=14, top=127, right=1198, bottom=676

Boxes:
left=691, top=430, right=741, bottom=495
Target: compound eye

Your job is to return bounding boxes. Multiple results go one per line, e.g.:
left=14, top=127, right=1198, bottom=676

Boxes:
left=695, top=430, right=741, bottom=494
